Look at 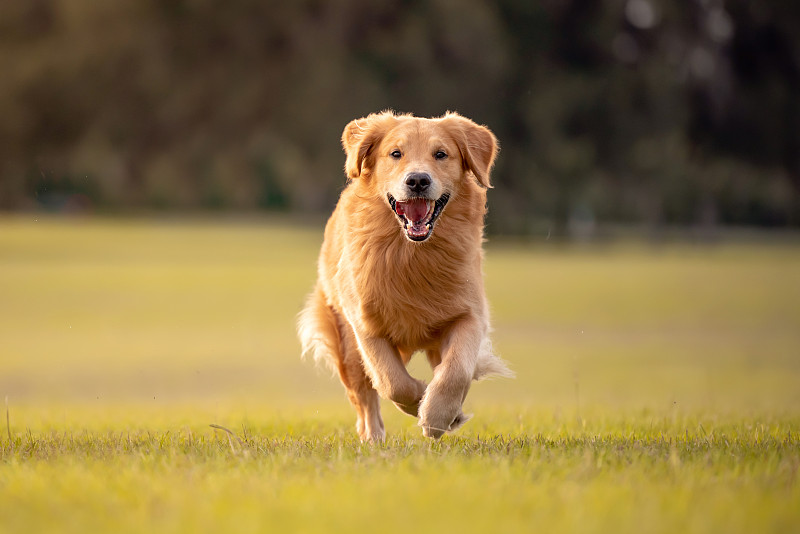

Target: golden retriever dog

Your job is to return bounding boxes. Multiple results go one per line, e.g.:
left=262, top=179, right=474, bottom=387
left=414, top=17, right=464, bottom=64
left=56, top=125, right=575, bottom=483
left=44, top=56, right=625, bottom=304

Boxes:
left=298, top=111, right=512, bottom=441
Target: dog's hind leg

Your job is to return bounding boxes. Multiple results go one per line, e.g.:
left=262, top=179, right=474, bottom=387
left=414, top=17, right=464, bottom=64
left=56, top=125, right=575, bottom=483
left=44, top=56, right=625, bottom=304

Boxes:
left=297, top=288, right=384, bottom=442
left=338, top=320, right=384, bottom=442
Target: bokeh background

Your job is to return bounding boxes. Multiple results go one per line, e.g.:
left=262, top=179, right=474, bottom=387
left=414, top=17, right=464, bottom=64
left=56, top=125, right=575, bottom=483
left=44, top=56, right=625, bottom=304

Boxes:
left=1, top=0, right=799, bottom=236
left=1, top=0, right=799, bottom=420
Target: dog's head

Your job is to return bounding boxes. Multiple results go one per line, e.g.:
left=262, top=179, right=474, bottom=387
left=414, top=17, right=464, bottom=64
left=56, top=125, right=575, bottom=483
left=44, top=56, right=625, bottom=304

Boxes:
left=341, top=111, right=498, bottom=242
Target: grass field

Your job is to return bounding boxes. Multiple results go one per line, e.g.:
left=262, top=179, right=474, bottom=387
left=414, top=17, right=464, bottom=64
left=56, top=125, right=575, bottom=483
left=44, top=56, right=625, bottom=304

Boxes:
left=1, top=215, right=799, bottom=533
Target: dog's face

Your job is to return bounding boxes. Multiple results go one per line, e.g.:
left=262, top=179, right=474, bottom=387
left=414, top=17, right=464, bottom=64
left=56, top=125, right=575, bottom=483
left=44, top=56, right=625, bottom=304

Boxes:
left=342, top=112, right=498, bottom=242
left=377, top=120, right=460, bottom=241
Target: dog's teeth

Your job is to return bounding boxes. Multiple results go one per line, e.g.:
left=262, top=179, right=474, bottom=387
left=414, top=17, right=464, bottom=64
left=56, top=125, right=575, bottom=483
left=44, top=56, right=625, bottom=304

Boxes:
left=426, top=223, right=432, bottom=230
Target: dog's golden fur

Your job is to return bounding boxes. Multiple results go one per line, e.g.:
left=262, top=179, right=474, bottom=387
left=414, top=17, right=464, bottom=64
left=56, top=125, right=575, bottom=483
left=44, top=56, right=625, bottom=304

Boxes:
left=298, top=111, right=512, bottom=441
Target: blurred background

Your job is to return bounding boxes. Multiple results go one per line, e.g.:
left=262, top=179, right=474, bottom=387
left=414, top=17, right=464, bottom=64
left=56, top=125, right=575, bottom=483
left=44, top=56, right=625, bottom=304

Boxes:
left=1, top=0, right=799, bottom=237
left=1, top=0, right=799, bottom=427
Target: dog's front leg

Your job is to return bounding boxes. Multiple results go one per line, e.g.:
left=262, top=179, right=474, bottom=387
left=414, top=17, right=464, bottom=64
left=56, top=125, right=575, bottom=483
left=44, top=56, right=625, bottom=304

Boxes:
left=419, top=317, right=482, bottom=438
left=354, top=334, right=427, bottom=417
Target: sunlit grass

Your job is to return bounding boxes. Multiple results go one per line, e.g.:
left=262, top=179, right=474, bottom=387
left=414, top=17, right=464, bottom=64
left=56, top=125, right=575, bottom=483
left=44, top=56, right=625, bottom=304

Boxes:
left=1, top=408, right=798, bottom=534
left=1, top=215, right=799, bottom=533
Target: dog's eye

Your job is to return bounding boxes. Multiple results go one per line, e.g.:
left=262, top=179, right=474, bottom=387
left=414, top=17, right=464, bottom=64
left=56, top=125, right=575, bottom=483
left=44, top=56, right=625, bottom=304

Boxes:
left=434, top=150, right=448, bottom=160
left=390, top=150, right=402, bottom=159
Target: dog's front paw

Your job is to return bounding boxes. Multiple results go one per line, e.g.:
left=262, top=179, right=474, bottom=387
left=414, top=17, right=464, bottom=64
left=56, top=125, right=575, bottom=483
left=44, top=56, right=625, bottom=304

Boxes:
left=419, top=394, right=470, bottom=439
left=420, top=411, right=471, bottom=439
left=391, top=378, right=427, bottom=417
left=448, top=411, right=473, bottom=432
left=420, top=424, right=445, bottom=439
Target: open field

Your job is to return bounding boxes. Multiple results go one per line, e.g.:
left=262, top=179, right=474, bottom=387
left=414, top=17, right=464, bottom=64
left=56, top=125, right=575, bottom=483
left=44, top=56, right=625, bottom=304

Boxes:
left=1, top=216, right=799, bottom=533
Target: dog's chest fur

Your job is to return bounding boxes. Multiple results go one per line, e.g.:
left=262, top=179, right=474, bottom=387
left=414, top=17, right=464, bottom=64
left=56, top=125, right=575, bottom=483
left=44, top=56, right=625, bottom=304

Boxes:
left=351, top=231, right=479, bottom=348
left=323, top=183, right=487, bottom=351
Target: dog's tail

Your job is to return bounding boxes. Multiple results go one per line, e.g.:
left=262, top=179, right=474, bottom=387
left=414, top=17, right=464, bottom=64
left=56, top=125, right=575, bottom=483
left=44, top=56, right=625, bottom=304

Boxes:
left=297, top=286, right=341, bottom=376
left=473, top=337, right=515, bottom=381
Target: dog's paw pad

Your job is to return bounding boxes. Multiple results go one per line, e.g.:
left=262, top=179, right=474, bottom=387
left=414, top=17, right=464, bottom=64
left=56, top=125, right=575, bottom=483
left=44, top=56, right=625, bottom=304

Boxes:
left=448, top=412, right=473, bottom=432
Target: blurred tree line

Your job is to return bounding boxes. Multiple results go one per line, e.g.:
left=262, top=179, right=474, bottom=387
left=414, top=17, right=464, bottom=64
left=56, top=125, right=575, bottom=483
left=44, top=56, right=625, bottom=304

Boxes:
left=0, top=0, right=798, bottom=234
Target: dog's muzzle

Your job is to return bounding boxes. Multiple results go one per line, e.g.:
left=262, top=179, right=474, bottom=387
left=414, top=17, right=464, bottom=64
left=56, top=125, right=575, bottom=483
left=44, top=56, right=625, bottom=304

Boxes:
left=387, top=192, right=450, bottom=242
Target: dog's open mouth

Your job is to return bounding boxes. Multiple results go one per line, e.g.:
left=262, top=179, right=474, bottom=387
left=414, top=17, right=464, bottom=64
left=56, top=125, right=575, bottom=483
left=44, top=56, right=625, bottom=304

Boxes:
left=387, top=193, right=450, bottom=242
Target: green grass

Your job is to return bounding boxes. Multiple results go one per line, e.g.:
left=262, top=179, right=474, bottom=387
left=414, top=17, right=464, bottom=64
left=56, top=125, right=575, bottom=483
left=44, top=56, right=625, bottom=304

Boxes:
left=1, top=215, right=799, bottom=533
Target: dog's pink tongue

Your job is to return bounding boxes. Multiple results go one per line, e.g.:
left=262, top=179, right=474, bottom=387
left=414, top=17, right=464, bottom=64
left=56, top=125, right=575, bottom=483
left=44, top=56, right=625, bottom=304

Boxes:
left=397, top=198, right=430, bottom=223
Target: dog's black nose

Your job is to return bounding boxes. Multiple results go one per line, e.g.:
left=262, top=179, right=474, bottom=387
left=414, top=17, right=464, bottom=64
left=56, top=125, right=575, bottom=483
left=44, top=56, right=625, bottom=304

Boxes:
left=405, top=173, right=432, bottom=194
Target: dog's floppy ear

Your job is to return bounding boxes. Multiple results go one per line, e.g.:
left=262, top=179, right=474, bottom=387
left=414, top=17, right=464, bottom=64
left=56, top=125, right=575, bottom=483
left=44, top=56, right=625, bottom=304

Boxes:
left=443, top=113, right=498, bottom=188
left=342, top=111, right=399, bottom=179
